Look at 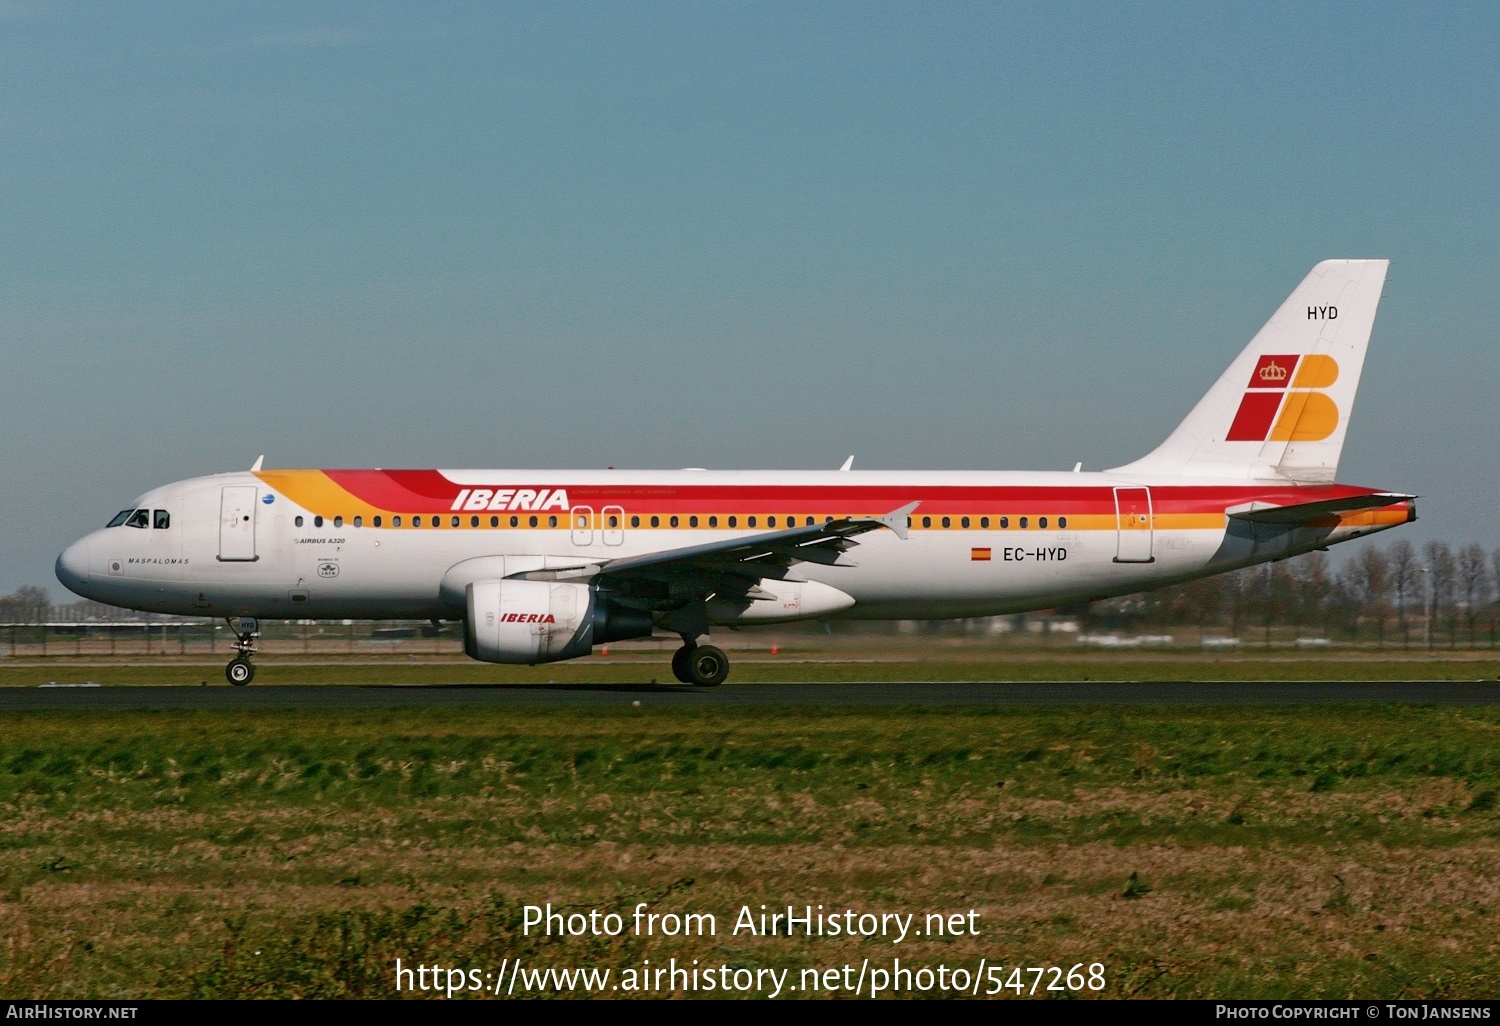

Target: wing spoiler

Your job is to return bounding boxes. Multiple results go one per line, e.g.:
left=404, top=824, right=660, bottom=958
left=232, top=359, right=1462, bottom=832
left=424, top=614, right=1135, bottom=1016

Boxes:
left=508, top=501, right=921, bottom=584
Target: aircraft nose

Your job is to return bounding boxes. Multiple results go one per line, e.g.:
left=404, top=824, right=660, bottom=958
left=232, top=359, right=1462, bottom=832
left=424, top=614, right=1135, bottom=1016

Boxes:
left=55, top=537, right=92, bottom=594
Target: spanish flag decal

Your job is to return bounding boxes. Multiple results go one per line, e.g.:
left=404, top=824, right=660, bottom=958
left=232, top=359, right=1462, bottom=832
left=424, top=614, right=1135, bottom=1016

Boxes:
left=971, top=547, right=992, bottom=561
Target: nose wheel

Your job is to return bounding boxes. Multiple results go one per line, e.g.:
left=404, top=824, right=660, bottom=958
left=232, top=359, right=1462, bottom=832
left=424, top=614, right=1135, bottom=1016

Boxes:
left=224, top=617, right=260, bottom=686
left=670, top=643, right=729, bottom=687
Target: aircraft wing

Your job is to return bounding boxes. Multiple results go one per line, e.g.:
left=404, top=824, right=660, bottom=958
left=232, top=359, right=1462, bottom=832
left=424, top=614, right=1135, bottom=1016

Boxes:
left=509, top=502, right=919, bottom=588
left=1226, top=492, right=1416, bottom=525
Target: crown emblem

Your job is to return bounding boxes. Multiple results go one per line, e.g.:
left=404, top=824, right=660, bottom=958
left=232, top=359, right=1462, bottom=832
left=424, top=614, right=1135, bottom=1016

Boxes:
left=1258, top=361, right=1288, bottom=382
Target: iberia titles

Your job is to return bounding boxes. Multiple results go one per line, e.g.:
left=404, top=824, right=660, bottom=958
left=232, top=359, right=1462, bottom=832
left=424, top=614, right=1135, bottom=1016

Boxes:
left=450, top=488, right=570, bottom=512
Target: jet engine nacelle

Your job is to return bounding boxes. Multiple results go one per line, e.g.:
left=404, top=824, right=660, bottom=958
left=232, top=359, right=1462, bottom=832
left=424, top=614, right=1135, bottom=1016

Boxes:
left=463, top=578, right=652, bottom=664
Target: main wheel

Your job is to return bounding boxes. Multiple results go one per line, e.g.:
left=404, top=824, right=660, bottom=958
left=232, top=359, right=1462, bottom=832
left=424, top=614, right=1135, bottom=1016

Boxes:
left=226, top=658, right=255, bottom=686
left=670, top=645, right=694, bottom=684
left=686, top=644, right=729, bottom=688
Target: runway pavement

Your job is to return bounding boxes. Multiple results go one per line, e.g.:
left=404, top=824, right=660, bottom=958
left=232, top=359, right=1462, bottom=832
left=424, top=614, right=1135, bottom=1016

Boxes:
left=2, top=680, right=1498, bottom=709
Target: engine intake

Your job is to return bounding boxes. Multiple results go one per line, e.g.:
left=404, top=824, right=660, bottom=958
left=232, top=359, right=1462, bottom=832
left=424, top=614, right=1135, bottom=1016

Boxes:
left=463, top=579, right=652, bottom=664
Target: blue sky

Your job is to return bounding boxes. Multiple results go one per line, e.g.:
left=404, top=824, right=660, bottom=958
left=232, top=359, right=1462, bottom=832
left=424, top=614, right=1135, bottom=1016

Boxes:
left=2, top=2, right=1497, bottom=595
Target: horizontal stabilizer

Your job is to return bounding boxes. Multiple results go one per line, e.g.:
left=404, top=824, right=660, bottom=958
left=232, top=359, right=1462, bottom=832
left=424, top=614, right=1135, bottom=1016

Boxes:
left=1226, top=492, right=1415, bottom=525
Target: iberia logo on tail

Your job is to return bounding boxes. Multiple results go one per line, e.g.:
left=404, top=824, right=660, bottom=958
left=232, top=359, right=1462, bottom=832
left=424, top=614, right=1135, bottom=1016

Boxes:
left=1225, top=354, right=1340, bottom=442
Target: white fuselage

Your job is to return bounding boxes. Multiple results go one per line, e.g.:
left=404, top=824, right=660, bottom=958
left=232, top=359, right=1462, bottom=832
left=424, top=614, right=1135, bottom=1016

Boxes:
left=55, top=467, right=1411, bottom=627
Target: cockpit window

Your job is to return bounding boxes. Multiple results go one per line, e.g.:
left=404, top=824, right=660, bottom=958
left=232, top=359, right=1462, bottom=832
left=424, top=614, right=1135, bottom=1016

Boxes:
left=154, top=510, right=170, bottom=529
left=107, top=509, right=135, bottom=528
left=125, top=509, right=150, bottom=529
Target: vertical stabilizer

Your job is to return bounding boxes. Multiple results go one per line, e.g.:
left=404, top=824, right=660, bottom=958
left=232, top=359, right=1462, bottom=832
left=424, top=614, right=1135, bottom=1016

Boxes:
left=1109, top=259, right=1389, bottom=482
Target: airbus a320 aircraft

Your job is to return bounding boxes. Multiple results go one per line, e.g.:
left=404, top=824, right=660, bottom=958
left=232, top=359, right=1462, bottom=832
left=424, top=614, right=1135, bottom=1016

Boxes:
left=57, top=260, right=1414, bottom=686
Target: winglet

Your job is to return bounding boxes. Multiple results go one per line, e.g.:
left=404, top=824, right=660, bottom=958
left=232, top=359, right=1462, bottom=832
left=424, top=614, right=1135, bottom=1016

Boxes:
left=879, top=501, right=920, bottom=540
left=250, top=455, right=265, bottom=472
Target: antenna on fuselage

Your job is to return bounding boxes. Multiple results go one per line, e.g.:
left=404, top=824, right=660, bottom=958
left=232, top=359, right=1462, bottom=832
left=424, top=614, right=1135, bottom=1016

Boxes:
left=839, top=455, right=854, bottom=471
left=250, top=455, right=265, bottom=472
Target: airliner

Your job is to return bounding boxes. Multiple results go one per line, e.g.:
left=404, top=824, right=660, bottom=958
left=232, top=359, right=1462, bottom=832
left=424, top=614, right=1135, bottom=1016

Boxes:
left=56, top=260, right=1414, bottom=686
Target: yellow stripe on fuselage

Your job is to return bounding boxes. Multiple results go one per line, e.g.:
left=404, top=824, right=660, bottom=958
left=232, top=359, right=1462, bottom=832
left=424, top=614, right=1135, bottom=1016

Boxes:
left=254, top=470, right=392, bottom=519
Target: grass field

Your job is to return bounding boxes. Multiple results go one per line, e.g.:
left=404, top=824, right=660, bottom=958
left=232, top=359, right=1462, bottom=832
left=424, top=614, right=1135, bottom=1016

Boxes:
left=2, top=660, right=1499, bottom=1000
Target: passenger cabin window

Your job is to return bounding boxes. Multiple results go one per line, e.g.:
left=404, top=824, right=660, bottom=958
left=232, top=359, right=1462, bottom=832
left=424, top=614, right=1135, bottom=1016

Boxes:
left=669, top=516, right=680, bottom=528
left=334, top=516, right=344, bottom=528
left=392, top=516, right=402, bottom=527
left=630, top=515, right=640, bottom=528
left=153, top=510, right=170, bottom=529
left=1039, top=516, right=1048, bottom=529
left=314, top=516, right=324, bottom=528
left=125, top=509, right=149, bottom=529
left=353, top=516, right=363, bottom=528
left=374, top=516, right=383, bottom=527
left=1019, top=516, right=1029, bottom=528
left=295, top=515, right=305, bottom=527
left=107, top=509, right=135, bottom=528
left=728, top=516, right=737, bottom=528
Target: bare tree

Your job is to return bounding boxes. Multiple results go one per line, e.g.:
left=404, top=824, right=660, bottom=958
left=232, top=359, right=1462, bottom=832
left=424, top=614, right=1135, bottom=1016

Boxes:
left=1491, top=547, right=1500, bottom=646
left=1457, top=543, right=1490, bottom=646
left=15, top=585, right=49, bottom=621
left=1424, top=541, right=1456, bottom=649
left=1348, top=546, right=1391, bottom=646
left=1289, top=552, right=1332, bottom=638
left=1388, top=539, right=1420, bottom=649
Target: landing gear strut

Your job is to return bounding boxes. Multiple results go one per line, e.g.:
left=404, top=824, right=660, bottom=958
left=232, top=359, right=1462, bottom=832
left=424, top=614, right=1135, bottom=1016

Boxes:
left=225, top=617, right=260, bottom=686
left=671, top=640, right=729, bottom=687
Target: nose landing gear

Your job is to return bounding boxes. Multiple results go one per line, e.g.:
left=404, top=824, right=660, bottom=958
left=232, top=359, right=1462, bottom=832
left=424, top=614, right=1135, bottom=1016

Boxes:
left=224, top=617, right=260, bottom=685
left=227, top=657, right=255, bottom=685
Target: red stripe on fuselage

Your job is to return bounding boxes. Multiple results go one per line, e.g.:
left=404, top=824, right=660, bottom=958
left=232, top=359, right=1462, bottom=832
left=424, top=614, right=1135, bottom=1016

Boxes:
left=309, top=472, right=1388, bottom=517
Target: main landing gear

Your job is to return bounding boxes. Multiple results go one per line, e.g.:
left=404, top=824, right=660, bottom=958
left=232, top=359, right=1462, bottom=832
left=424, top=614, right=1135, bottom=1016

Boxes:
left=225, top=617, right=260, bottom=686
left=670, top=641, right=730, bottom=687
